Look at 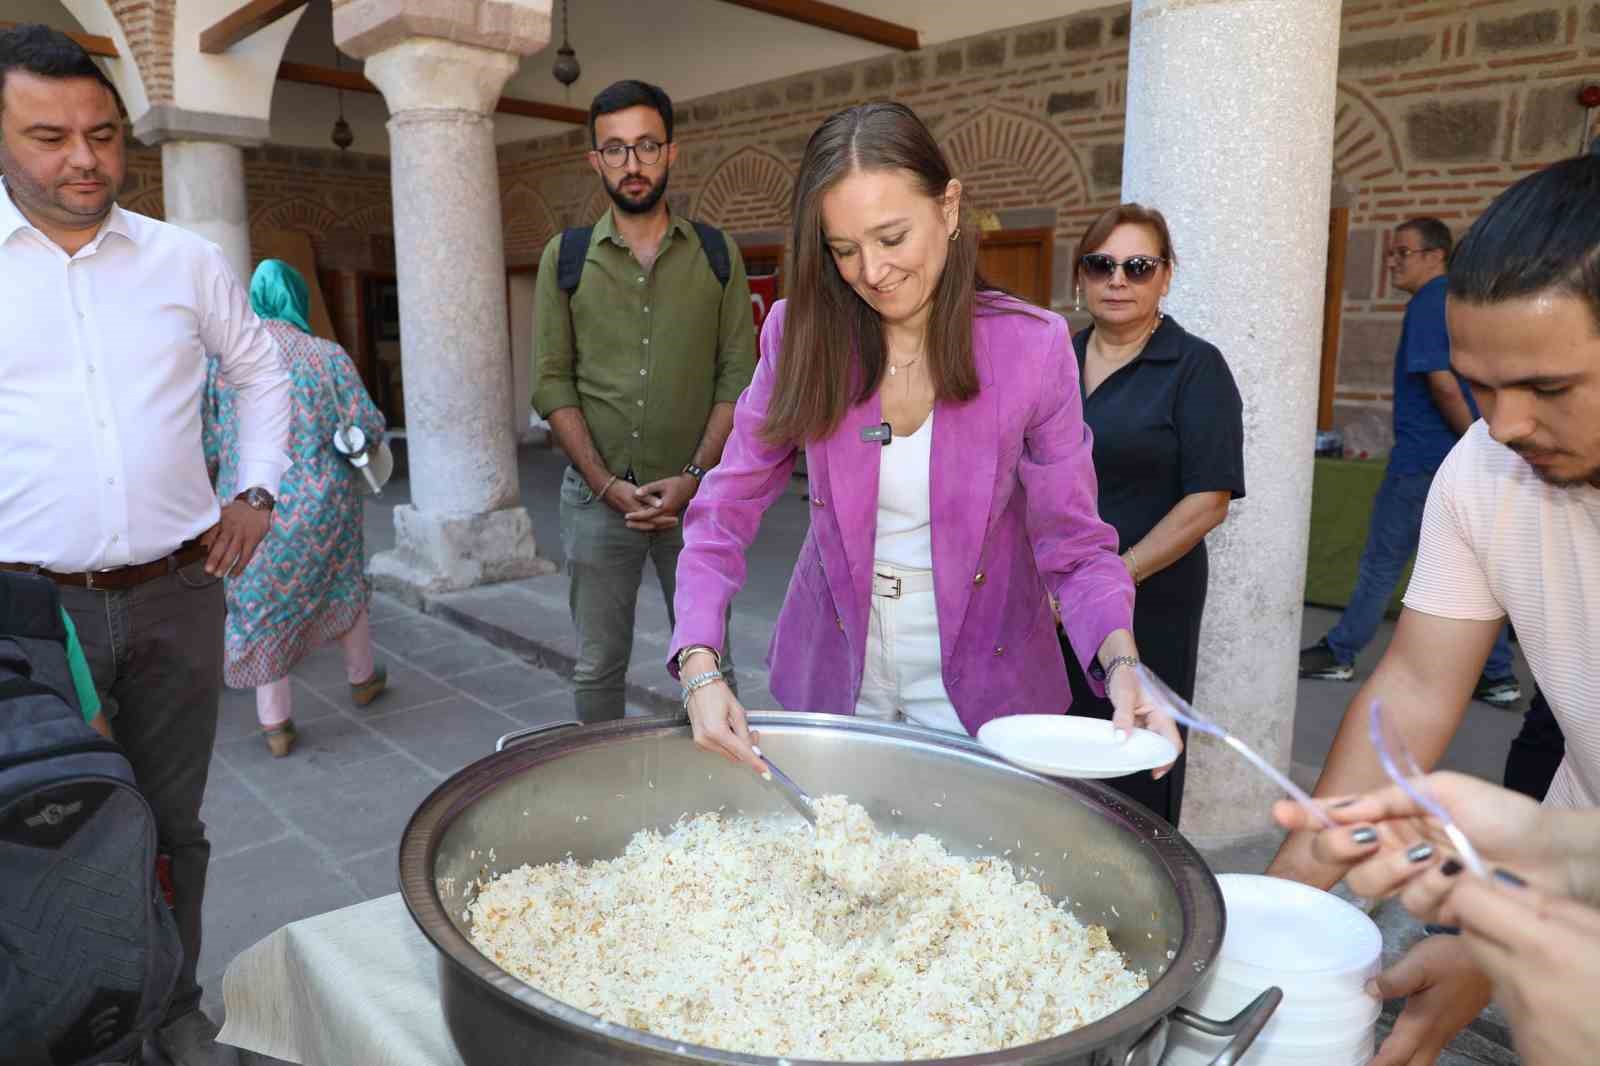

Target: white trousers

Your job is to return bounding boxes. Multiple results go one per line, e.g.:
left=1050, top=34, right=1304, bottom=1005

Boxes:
left=854, top=563, right=967, bottom=735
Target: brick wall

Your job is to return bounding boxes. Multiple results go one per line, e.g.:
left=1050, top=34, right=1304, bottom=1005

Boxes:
left=498, top=0, right=1600, bottom=440
left=120, top=143, right=394, bottom=271
left=108, top=0, right=174, bottom=106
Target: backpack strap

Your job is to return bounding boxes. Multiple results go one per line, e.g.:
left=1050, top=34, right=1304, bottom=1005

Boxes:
left=690, top=220, right=732, bottom=288
left=557, top=226, right=595, bottom=296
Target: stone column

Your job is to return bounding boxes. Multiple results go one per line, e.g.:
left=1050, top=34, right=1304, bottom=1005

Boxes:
left=135, top=111, right=270, bottom=286
left=1120, top=0, right=1342, bottom=845
left=337, top=2, right=555, bottom=598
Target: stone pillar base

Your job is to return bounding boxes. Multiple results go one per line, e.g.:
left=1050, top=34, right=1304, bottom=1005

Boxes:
left=369, top=504, right=554, bottom=604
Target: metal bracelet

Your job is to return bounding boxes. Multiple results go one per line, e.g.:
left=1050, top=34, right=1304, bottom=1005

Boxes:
left=675, top=644, right=720, bottom=673
left=680, top=669, right=724, bottom=707
left=1102, top=655, right=1140, bottom=686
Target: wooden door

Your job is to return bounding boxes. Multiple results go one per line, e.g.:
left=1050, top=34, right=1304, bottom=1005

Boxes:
left=977, top=227, right=1053, bottom=307
left=1318, top=207, right=1351, bottom=432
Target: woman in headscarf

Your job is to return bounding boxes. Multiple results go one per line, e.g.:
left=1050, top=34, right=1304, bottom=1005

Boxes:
left=204, top=259, right=389, bottom=756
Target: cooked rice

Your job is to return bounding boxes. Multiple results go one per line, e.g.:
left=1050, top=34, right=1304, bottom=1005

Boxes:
left=468, top=795, right=1146, bottom=1061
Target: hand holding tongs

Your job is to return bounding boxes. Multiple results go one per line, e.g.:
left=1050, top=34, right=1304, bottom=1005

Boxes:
left=751, top=744, right=816, bottom=826
left=1134, top=664, right=1335, bottom=829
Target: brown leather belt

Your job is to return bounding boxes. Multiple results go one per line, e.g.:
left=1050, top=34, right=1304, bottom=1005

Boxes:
left=0, top=540, right=210, bottom=591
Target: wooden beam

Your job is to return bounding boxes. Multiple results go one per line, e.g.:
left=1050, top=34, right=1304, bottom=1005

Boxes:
left=199, top=0, right=309, bottom=54
left=493, top=95, right=591, bottom=126
left=275, top=62, right=587, bottom=126
left=0, top=20, right=118, bottom=58
left=713, top=0, right=919, bottom=51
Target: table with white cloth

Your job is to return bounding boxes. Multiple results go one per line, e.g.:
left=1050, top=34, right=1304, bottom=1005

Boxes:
left=219, top=893, right=463, bottom=1066
left=222, top=894, right=1516, bottom=1066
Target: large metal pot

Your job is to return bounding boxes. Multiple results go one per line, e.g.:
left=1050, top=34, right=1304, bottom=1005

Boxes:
left=400, top=712, right=1277, bottom=1066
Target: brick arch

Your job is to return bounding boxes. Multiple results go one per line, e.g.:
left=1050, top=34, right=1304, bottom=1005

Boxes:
left=251, top=197, right=340, bottom=240
left=1333, top=83, right=1404, bottom=183
left=121, top=186, right=165, bottom=220
left=579, top=185, right=611, bottom=226
left=939, top=107, right=1086, bottom=214
left=342, top=202, right=395, bottom=237
left=502, top=181, right=559, bottom=265
left=692, top=147, right=794, bottom=231
left=103, top=0, right=175, bottom=105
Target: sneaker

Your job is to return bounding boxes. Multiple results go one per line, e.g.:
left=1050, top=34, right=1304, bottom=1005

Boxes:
left=1299, top=639, right=1354, bottom=681
left=1473, top=675, right=1522, bottom=708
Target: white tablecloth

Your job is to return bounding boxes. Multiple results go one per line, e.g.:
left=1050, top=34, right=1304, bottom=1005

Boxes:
left=219, top=893, right=464, bottom=1066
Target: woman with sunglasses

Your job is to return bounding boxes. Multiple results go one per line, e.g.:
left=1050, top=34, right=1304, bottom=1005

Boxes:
left=1061, top=204, right=1245, bottom=827
left=667, top=104, right=1181, bottom=774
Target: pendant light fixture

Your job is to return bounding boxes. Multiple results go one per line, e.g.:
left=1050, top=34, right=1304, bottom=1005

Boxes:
left=331, top=43, right=354, bottom=151
left=552, top=0, right=581, bottom=89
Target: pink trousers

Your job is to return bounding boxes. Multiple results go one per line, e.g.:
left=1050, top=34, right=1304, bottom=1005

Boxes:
left=256, top=608, right=376, bottom=728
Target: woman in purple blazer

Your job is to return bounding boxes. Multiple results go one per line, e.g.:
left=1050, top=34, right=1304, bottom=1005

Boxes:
left=669, top=102, right=1180, bottom=774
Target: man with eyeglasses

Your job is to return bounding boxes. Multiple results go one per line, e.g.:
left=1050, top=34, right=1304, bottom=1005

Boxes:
left=1300, top=217, right=1520, bottom=708
left=532, top=80, right=756, bottom=723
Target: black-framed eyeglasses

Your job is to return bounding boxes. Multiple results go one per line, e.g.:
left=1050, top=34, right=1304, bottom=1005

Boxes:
left=595, top=139, right=665, bottom=168
left=1079, top=253, right=1167, bottom=284
left=1386, top=246, right=1438, bottom=261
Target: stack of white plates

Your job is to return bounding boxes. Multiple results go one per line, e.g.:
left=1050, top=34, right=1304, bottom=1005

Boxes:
left=1164, top=874, right=1382, bottom=1066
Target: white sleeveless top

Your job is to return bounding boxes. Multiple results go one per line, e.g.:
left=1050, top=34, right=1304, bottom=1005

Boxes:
left=874, top=411, right=934, bottom=570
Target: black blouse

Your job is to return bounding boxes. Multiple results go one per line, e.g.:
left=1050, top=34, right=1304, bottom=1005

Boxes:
left=1074, top=316, right=1246, bottom=565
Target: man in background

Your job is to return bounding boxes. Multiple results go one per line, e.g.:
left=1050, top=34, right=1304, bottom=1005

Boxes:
left=1300, top=217, right=1519, bottom=707
left=532, top=80, right=755, bottom=723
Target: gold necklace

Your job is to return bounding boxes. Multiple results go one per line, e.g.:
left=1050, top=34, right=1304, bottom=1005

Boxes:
left=887, top=353, right=923, bottom=376
left=1091, top=313, right=1163, bottom=365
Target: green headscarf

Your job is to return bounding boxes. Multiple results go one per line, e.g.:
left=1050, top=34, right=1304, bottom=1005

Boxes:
left=249, top=258, right=312, bottom=334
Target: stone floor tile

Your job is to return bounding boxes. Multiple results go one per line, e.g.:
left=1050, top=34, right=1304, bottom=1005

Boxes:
left=369, top=612, right=467, bottom=657
left=362, top=696, right=521, bottom=777
left=213, top=711, right=399, bottom=796
left=445, top=660, right=569, bottom=709
left=405, top=638, right=514, bottom=679
left=198, top=835, right=362, bottom=989
left=201, top=761, right=294, bottom=863
left=276, top=752, right=442, bottom=857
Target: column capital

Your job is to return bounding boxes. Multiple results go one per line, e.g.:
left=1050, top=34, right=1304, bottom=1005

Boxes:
left=132, top=105, right=270, bottom=148
left=333, top=0, right=551, bottom=62
left=363, top=38, right=521, bottom=116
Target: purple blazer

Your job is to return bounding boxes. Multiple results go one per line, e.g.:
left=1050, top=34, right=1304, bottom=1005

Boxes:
left=669, top=296, right=1134, bottom=736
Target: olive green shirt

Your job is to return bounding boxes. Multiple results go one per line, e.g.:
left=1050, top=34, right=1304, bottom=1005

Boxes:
left=531, top=210, right=757, bottom=485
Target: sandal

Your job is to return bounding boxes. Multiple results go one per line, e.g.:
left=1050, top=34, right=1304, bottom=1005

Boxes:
left=263, top=719, right=297, bottom=758
left=350, top=664, right=388, bottom=707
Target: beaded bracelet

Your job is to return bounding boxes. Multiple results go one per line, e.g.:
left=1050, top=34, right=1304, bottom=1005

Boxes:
left=680, top=668, right=725, bottom=708
left=1102, top=655, right=1140, bottom=687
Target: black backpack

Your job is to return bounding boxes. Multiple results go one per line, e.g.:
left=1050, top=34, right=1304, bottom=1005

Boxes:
left=0, top=573, right=182, bottom=1066
left=556, top=219, right=732, bottom=295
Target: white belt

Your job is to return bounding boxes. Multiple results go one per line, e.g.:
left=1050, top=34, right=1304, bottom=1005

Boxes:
left=872, top=568, right=935, bottom=599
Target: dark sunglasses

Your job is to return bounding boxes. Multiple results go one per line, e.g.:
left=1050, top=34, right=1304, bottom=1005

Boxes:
left=1079, top=253, right=1167, bottom=284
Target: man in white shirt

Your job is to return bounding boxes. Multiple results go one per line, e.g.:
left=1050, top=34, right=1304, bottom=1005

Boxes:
left=1267, top=150, right=1600, bottom=1066
left=0, top=26, right=290, bottom=1065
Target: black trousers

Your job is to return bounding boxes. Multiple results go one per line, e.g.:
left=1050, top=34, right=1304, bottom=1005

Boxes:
left=59, top=561, right=224, bottom=1021
left=1503, top=684, right=1564, bottom=802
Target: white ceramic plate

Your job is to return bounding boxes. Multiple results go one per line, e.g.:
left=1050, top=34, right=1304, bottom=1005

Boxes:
left=976, top=715, right=1177, bottom=779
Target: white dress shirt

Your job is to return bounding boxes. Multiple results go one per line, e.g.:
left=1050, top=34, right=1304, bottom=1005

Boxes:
left=0, top=180, right=292, bottom=572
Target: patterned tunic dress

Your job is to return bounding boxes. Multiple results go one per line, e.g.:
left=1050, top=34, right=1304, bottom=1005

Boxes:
left=204, top=320, right=387, bottom=688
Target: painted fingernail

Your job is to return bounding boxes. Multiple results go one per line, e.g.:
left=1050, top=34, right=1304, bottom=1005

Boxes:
left=1329, top=798, right=1358, bottom=809
left=1407, top=843, right=1435, bottom=863
left=1350, top=827, right=1378, bottom=845
left=1493, top=868, right=1528, bottom=888
left=1439, top=858, right=1463, bottom=877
